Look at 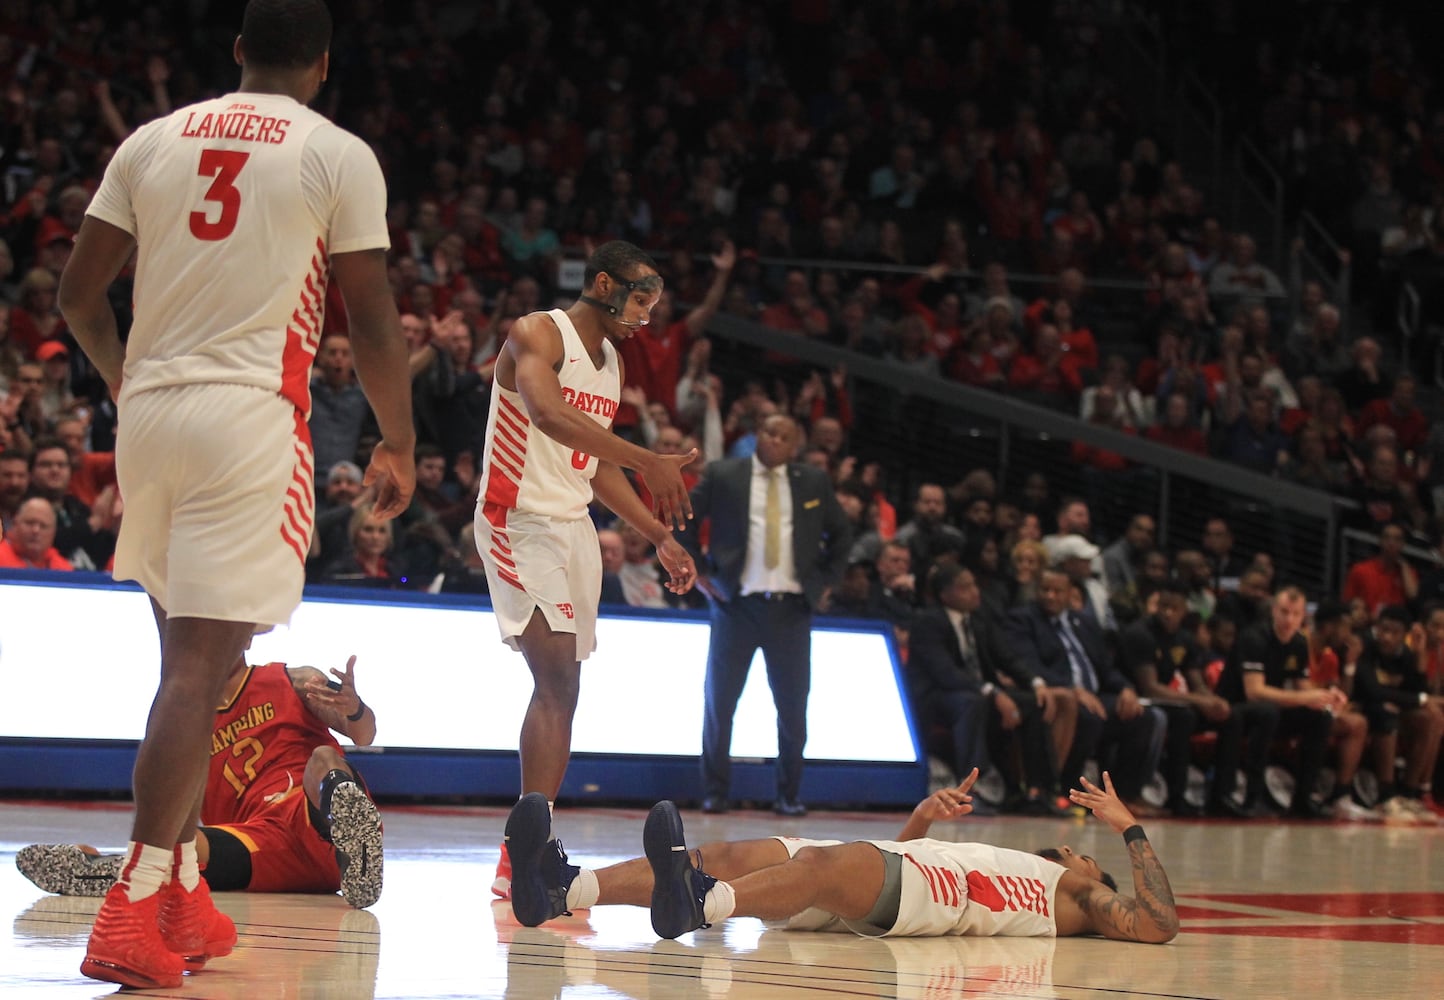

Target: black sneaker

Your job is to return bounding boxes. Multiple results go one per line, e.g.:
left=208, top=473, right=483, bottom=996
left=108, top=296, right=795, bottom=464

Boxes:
left=506, top=793, right=579, bottom=927
left=644, top=801, right=717, bottom=940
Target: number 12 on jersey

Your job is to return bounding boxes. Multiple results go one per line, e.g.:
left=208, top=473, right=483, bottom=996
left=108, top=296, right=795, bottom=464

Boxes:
left=190, top=148, right=251, bottom=241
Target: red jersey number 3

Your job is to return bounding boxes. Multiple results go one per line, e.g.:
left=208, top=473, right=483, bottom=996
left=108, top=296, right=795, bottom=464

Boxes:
left=190, top=148, right=250, bottom=241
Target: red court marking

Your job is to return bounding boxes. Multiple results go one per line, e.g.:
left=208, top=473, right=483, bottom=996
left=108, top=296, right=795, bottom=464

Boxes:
left=1187, top=892, right=1444, bottom=919
left=1188, top=922, right=1444, bottom=946
left=1174, top=904, right=1264, bottom=920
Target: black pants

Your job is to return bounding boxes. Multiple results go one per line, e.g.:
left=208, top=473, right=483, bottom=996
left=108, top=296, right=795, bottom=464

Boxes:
left=924, top=688, right=1055, bottom=794
left=1275, top=705, right=1334, bottom=808
left=701, top=593, right=812, bottom=803
left=1157, top=700, right=1279, bottom=807
left=1063, top=695, right=1165, bottom=800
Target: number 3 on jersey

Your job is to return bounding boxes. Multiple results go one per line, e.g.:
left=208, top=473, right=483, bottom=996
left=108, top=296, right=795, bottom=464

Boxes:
left=190, top=148, right=250, bottom=240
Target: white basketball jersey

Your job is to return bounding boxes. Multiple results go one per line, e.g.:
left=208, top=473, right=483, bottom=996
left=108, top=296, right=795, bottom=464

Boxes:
left=86, top=91, right=389, bottom=417
left=479, top=309, right=620, bottom=521
left=871, top=839, right=1066, bottom=937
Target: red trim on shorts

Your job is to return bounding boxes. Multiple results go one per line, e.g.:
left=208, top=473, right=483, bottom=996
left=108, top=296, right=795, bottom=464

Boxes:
left=279, top=410, right=315, bottom=566
left=496, top=567, right=525, bottom=590
left=488, top=547, right=516, bottom=569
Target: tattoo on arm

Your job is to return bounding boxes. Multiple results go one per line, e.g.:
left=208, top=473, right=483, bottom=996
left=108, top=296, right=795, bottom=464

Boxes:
left=1079, top=841, right=1180, bottom=943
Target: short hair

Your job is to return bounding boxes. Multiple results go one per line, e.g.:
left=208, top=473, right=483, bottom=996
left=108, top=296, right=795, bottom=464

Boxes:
left=1376, top=605, right=1412, bottom=629
left=240, top=0, right=333, bottom=70
left=929, top=561, right=969, bottom=601
left=583, top=240, right=658, bottom=287
left=414, top=442, right=445, bottom=462
left=1036, top=848, right=1117, bottom=892
left=1273, top=584, right=1307, bottom=603
left=1312, top=598, right=1350, bottom=626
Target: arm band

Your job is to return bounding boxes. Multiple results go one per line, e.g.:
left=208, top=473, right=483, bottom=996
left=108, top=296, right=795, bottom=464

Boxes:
left=1122, top=824, right=1148, bottom=845
left=347, top=700, right=368, bottom=722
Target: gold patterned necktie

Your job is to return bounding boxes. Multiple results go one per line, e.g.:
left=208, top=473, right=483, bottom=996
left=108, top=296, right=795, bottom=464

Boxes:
left=763, top=468, right=781, bottom=569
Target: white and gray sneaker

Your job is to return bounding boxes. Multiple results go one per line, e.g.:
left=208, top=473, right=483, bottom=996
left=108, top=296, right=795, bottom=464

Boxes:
left=1381, top=796, right=1436, bottom=826
left=329, top=782, right=385, bottom=909
left=1329, top=797, right=1381, bottom=823
left=15, top=845, right=122, bottom=896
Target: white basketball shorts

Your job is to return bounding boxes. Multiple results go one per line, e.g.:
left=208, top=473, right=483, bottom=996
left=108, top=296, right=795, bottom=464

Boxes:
left=114, top=383, right=314, bottom=626
left=475, top=502, right=601, bottom=662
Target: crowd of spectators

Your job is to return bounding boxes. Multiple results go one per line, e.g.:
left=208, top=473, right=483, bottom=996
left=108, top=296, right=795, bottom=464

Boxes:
left=3, top=2, right=1444, bottom=819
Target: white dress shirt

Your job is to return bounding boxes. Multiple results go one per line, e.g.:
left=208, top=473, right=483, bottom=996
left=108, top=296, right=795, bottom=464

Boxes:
left=739, top=456, right=801, bottom=595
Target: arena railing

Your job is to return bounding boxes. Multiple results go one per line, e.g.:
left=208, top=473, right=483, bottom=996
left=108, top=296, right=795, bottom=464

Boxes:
left=702, top=311, right=1347, bottom=596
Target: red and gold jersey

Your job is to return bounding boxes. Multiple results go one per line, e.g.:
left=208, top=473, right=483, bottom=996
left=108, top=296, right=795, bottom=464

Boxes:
left=203, top=662, right=341, bottom=825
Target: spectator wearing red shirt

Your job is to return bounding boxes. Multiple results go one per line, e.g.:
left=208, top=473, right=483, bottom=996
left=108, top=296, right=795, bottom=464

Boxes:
left=1145, top=392, right=1208, bottom=455
left=615, top=241, right=736, bottom=420
left=1071, top=386, right=1134, bottom=472
left=1007, top=324, right=1083, bottom=402
left=1357, top=373, right=1429, bottom=456
left=1342, top=523, right=1419, bottom=620
left=0, top=497, right=73, bottom=571
left=9, top=268, right=67, bottom=356
left=946, top=327, right=1005, bottom=389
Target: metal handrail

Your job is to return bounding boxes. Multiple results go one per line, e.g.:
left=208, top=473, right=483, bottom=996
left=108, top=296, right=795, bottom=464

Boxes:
left=1297, top=211, right=1345, bottom=305
left=1398, top=280, right=1421, bottom=368
left=1234, top=137, right=1286, bottom=267
left=1179, top=69, right=1223, bottom=198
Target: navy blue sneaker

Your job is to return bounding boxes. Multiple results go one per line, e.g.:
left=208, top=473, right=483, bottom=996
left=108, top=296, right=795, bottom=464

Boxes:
left=644, top=800, right=717, bottom=939
left=505, top=793, right=579, bottom=927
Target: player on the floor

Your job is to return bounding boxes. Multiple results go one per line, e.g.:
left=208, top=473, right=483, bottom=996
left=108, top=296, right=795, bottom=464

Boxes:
left=16, top=654, right=383, bottom=909
left=56, top=0, right=415, bottom=989
left=476, top=239, right=697, bottom=898
left=503, top=768, right=1179, bottom=944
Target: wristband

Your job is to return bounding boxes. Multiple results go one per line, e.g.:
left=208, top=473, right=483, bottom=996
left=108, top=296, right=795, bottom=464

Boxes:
left=347, top=700, right=368, bottom=722
left=1122, top=824, right=1147, bottom=845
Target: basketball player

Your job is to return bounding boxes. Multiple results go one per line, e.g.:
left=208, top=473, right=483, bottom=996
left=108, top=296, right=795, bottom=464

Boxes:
left=56, top=1, right=415, bottom=988
left=477, top=239, right=697, bottom=898
left=505, top=769, right=1179, bottom=945
left=17, top=654, right=383, bottom=908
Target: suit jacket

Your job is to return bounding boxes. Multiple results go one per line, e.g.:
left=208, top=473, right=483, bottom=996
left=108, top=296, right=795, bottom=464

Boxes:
left=907, top=606, right=1038, bottom=706
left=685, top=457, right=852, bottom=611
left=1004, top=603, right=1132, bottom=694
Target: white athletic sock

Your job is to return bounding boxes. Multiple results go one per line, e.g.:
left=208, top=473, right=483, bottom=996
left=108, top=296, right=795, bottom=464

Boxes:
left=566, top=867, right=600, bottom=909
left=117, top=842, right=172, bottom=902
left=702, top=879, right=736, bottom=923
left=171, top=841, right=200, bottom=891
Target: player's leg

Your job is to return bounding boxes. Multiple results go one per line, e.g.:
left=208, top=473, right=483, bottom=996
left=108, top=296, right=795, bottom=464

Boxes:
left=304, top=747, right=384, bottom=908
left=516, top=609, right=584, bottom=799
left=594, top=838, right=794, bottom=906
left=645, top=799, right=885, bottom=938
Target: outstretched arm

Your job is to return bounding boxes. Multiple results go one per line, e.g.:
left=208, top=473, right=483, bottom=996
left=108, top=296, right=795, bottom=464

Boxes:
left=292, top=656, right=377, bottom=746
left=1067, top=772, right=1179, bottom=943
left=896, top=767, right=979, bottom=841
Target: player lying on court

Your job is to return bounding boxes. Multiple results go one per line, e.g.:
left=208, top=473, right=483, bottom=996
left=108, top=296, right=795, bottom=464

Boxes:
left=16, top=654, right=384, bottom=910
left=504, top=768, right=1179, bottom=944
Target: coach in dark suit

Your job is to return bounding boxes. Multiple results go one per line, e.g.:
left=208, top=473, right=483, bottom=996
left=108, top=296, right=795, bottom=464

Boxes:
left=1004, top=567, right=1166, bottom=812
left=907, top=564, right=1058, bottom=812
left=684, top=414, right=852, bottom=816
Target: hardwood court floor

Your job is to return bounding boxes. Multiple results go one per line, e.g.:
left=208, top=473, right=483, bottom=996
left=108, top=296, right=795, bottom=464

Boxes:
left=2, top=798, right=1440, bottom=998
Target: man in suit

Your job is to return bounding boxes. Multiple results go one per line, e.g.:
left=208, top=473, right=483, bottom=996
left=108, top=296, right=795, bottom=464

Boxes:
left=907, top=564, right=1060, bottom=813
left=1005, top=568, right=1167, bottom=816
left=685, top=414, right=853, bottom=816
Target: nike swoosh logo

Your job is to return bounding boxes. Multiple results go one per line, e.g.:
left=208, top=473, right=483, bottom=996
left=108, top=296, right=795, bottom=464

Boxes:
left=569, top=357, right=581, bottom=363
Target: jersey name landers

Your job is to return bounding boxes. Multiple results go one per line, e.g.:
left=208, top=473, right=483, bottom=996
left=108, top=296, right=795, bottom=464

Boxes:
left=179, top=103, right=291, bottom=144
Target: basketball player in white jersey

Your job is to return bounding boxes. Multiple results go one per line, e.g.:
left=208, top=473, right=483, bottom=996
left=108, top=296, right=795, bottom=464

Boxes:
left=57, top=1, right=415, bottom=989
left=506, top=769, right=1180, bottom=945
left=478, top=239, right=698, bottom=897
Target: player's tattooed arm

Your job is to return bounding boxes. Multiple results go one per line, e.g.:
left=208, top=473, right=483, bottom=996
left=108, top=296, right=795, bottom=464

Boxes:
left=1077, top=840, right=1179, bottom=944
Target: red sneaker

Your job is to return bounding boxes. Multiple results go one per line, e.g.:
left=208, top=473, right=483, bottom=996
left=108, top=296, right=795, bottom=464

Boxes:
left=159, top=878, right=237, bottom=971
left=492, top=841, right=512, bottom=900
left=81, top=884, right=185, bottom=989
